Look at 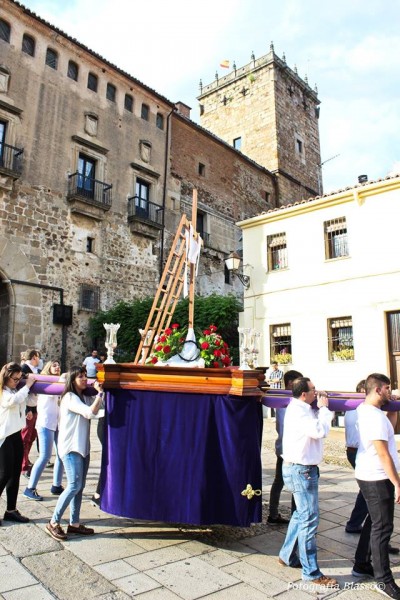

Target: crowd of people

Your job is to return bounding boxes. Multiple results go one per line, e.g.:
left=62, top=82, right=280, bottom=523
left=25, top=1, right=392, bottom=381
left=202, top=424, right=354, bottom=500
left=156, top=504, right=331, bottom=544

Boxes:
left=1, top=349, right=400, bottom=598
left=0, top=348, right=104, bottom=540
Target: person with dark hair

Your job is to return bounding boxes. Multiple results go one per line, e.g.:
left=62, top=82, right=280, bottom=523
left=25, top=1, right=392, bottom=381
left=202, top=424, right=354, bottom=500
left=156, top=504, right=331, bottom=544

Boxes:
left=21, top=349, right=41, bottom=475
left=0, top=362, right=35, bottom=524
left=265, top=361, right=283, bottom=389
left=45, top=366, right=104, bottom=541
left=278, top=376, right=337, bottom=587
left=267, top=369, right=302, bottom=524
left=351, top=373, right=400, bottom=599
left=82, top=350, right=100, bottom=379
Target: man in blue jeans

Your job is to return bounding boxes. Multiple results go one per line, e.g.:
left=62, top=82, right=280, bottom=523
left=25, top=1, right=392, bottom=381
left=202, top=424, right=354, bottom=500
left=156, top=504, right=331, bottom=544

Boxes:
left=352, top=373, right=400, bottom=600
left=278, top=377, right=337, bottom=587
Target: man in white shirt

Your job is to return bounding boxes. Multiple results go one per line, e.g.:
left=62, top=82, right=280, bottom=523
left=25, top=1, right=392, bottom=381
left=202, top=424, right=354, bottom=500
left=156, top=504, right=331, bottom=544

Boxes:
left=278, top=377, right=337, bottom=587
left=82, top=350, right=100, bottom=378
left=352, top=373, right=400, bottom=600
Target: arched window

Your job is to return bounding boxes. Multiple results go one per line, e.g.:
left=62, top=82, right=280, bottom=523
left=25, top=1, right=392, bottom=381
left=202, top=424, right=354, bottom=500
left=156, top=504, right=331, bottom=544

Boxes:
left=46, top=47, right=58, bottom=70
left=22, top=33, right=35, bottom=56
left=106, top=83, right=116, bottom=102
left=0, top=19, right=11, bottom=43
left=67, top=60, right=79, bottom=81
left=87, top=72, right=98, bottom=92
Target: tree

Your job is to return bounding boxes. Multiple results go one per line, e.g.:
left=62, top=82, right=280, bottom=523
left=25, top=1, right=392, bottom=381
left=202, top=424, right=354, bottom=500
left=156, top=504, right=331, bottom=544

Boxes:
left=88, top=294, right=242, bottom=363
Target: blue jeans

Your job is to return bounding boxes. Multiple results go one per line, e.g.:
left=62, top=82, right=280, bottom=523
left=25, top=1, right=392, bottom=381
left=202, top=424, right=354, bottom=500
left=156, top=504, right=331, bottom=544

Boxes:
left=28, top=427, right=64, bottom=489
left=279, top=463, right=322, bottom=580
left=52, top=452, right=90, bottom=525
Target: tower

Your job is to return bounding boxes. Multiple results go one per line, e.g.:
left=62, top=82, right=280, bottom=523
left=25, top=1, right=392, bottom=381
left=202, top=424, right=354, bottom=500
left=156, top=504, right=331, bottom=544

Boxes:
left=198, top=45, right=322, bottom=205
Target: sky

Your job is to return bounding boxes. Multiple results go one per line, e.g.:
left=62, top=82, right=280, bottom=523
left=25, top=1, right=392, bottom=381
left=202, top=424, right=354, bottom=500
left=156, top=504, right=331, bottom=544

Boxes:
left=20, top=0, right=400, bottom=194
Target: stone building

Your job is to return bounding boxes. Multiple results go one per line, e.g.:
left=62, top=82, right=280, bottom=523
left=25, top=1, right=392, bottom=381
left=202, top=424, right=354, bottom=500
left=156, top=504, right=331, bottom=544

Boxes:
left=0, top=0, right=293, bottom=367
left=198, top=46, right=322, bottom=204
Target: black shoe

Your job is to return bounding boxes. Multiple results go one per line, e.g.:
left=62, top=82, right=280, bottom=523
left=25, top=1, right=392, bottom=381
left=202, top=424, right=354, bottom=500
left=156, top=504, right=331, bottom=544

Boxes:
left=22, top=469, right=31, bottom=479
left=352, top=563, right=374, bottom=578
left=50, top=485, right=64, bottom=495
left=389, top=544, right=400, bottom=555
left=374, top=581, right=400, bottom=599
left=90, top=495, right=100, bottom=508
left=268, top=514, right=289, bottom=524
left=46, top=461, right=54, bottom=468
left=345, top=527, right=362, bottom=534
left=3, top=510, right=30, bottom=523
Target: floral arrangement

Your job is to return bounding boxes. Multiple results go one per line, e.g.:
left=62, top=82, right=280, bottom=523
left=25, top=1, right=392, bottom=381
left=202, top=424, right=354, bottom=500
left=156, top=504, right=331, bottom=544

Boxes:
left=198, top=325, right=232, bottom=368
left=148, top=323, right=232, bottom=368
left=270, top=353, right=292, bottom=365
left=148, top=323, right=186, bottom=364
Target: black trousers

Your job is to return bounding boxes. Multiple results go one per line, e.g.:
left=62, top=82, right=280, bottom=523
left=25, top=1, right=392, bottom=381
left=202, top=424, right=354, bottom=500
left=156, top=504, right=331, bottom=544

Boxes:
left=355, top=478, right=394, bottom=583
left=0, top=430, right=23, bottom=511
left=269, top=455, right=296, bottom=517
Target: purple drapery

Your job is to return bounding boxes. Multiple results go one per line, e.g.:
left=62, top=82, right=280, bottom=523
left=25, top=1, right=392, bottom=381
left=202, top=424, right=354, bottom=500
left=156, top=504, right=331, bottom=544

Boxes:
left=100, top=389, right=263, bottom=526
left=262, top=393, right=400, bottom=411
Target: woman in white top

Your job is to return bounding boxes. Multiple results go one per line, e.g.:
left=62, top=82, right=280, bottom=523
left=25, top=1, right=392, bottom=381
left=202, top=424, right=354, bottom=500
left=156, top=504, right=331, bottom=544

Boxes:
left=0, top=362, right=35, bottom=525
left=46, top=366, right=103, bottom=541
left=24, top=360, right=64, bottom=501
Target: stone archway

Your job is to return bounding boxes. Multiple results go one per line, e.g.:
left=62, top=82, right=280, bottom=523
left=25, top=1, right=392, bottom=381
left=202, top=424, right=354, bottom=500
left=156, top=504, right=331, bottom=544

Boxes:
left=0, top=238, right=41, bottom=363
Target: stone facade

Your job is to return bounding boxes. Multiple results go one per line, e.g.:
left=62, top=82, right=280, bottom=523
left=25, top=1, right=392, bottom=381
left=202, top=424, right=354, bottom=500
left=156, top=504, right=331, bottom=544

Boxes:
left=0, top=2, right=322, bottom=368
left=198, top=47, right=322, bottom=203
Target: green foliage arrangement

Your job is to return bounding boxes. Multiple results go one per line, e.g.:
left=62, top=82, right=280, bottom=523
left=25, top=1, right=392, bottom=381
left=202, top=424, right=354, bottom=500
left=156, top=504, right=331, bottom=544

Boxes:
left=88, top=293, right=242, bottom=364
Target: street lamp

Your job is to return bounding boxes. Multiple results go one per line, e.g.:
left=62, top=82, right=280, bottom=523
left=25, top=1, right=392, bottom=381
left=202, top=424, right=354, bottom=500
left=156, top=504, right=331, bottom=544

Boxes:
left=225, top=251, right=251, bottom=289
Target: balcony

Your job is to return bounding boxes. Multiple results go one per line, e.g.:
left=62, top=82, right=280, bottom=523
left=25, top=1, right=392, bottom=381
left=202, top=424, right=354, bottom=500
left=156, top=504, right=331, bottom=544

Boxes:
left=67, top=172, right=112, bottom=219
left=0, top=143, right=24, bottom=180
left=128, top=196, right=163, bottom=238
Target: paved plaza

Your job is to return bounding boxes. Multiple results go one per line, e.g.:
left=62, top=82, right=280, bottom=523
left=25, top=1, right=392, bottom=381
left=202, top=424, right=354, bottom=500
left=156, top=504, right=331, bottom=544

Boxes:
left=1, top=419, right=399, bottom=600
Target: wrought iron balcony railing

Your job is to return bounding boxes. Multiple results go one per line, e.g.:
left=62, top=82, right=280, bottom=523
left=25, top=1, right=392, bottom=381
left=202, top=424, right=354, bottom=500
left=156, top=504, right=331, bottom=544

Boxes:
left=0, top=142, right=24, bottom=176
left=67, top=172, right=112, bottom=209
left=127, top=196, right=163, bottom=228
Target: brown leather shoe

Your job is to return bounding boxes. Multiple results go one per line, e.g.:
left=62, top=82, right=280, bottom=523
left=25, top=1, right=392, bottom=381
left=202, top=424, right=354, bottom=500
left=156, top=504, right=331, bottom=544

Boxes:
left=46, top=521, right=67, bottom=541
left=67, top=524, right=94, bottom=535
left=311, top=575, right=338, bottom=587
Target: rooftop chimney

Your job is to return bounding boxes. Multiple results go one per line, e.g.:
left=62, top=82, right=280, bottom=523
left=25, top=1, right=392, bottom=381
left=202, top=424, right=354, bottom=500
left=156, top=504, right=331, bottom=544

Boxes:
left=174, top=102, right=191, bottom=119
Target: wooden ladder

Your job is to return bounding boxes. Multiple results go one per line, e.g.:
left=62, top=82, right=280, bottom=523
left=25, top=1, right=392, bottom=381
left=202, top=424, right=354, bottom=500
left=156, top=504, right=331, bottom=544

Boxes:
left=134, top=190, right=199, bottom=364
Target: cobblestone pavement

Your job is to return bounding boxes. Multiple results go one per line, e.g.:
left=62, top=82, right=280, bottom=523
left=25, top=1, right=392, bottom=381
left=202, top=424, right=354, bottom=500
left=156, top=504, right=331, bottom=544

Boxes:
left=1, top=419, right=399, bottom=599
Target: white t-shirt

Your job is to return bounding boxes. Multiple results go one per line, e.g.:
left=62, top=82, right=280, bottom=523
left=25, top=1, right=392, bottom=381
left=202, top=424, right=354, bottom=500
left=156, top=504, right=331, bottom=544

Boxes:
left=82, top=356, right=100, bottom=378
left=344, top=409, right=359, bottom=448
left=57, top=392, right=96, bottom=459
left=355, top=403, right=399, bottom=481
left=36, top=394, right=60, bottom=431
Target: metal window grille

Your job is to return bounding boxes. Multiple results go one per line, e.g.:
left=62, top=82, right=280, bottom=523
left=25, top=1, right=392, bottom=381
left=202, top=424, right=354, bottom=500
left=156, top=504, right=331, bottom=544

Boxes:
left=0, top=19, right=10, bottom=43
left=125, top=94, right=133, bottom=112
left=156, top=113, right=164, bottom=129
left=106, top=83, right=116, bottom=102
left=79, top=285, right=100, bottom=311
left=328, top=317, right=354, bottom=359
left=324, top=217, right=348, bottom=259
left=22, top=34, right=35, bottom=56
left=87, top=72, right=98, bottom=92
left=67, top=60, right=79, bottom=81
left=45, top=48, right=58, bottom=70
left=141, top=104, right=149, bottom=120
left=267, top=233, right=287, bottom=270
left=270, top=323, right=292, bottom=355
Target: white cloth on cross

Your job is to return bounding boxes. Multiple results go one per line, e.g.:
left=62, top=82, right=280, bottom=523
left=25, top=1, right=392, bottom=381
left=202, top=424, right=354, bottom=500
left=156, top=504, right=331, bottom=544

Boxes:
left=183, top=225, right=202, bottom=298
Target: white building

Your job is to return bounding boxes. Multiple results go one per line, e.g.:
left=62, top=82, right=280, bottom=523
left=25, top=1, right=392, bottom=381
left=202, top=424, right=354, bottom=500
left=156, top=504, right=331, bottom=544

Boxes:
left=238, top=175, right=400, bottom=391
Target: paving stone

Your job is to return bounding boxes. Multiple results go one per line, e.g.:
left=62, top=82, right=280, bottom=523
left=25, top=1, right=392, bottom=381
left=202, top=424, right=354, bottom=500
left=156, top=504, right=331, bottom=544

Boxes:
left=94, top=559, right=139, bottom=580
left=2, top=584, right=55, bottom=599
left=196, top=549, right=240, bottom=569
left=0, top=555, right=37, bottom=593
left=125, top=545, right=191, bottom=571
left=133, top=588, right=182, bottom=600
left=22, top=550, right=116, bottom=600
left=0, top=523, right=59, bottom=558
left=222, top=559, right=288, bottom=596
left=196, top=582, right=271, bottom=599
left=112, top=572, right=161, bottom=596
left=147, top=556, right=240, bottom=600
left=63, top=532, right=145, bottom=566
left=91, top=591, right=131, bottom=600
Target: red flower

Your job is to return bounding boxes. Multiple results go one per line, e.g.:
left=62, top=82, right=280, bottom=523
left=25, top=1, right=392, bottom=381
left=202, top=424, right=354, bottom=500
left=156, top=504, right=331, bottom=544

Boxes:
left=155, top=345, right=163, bottom=352
left=213, top=349, right=222, bottom=357
left=222, top=356, right=231, bottom=365
left=163, top=345, right=171, bottom=354
left=209, top=325, right=217, bottom=332
left=201, top=341, right=210, bottom=349
left=214, top=339, right=221, bottom=346
left=172, top=323, right=180, bottom=329
left=213, top=361, right=220, bottom=368
left=165, top=328, right=172, bottom=336
left=151, top=356, right=158, bottom=364
left=179, top=338, right=185, bottom=343
left=203, top=329, right=211, bottom=335
left=159, top=335, right=166, bottom=343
